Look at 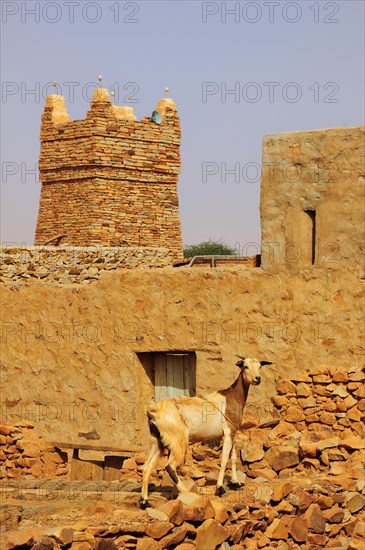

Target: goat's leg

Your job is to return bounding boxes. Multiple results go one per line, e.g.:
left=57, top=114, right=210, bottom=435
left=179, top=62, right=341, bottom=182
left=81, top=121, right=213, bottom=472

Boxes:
left=166, top=449, right=190, bottom=493
left=140, top=439, right=162, bottom=509
left=216, top=426, right=233, bottom=496
left=228, top=442, right=243, bottom=490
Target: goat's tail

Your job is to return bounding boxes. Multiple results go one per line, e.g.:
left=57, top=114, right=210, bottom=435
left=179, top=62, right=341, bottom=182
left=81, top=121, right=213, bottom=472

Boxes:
left=147, top=400, right=189, bottom=467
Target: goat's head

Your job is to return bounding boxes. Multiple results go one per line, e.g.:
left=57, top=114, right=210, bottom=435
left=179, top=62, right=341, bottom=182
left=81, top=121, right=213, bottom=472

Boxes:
left=235, top=356, right=272, bottom=386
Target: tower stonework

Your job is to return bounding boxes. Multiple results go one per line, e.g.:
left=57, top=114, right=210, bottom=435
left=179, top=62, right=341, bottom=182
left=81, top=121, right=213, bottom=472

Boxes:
left=35, top=89, right=183, bottom=260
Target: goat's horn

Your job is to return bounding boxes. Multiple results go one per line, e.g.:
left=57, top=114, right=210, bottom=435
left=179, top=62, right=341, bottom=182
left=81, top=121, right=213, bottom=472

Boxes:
left=236, top=355, right=246, bottom=360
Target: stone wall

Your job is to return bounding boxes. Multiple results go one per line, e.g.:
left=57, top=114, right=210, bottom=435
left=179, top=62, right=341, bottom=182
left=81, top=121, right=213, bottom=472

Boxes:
left=1, top=267, right=363, bottom=447
left=0, top=246, right=174, bottom=284
left=35, top=90, right=183, bottom=261
left=260, top=126, right=365, bottom=273
left=0, top=422, right=68, bottom=480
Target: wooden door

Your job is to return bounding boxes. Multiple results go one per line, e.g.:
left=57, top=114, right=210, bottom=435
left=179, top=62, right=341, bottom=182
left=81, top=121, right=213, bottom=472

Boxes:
left=154, top=353, right=196, bottom=402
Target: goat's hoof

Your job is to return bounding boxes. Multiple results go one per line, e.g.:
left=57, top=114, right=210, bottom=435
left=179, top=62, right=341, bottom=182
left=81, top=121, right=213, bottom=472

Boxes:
left=215, top=486, right=226, bottom=497
left=139, top=498, right=149, bottom=510
left=228, top=482, right=243, bottom=490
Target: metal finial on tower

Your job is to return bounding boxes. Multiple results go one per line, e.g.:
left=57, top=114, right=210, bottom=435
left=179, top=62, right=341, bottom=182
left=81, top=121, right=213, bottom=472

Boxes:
left=111, top=90, right=115, bottom=104
left=127, top=96, right=130, bottom=105
left=165, top=87, right=169, bottom=98
left=98, top=75, right=103, bottom=87
left=53, top=81, right=58, bottom=94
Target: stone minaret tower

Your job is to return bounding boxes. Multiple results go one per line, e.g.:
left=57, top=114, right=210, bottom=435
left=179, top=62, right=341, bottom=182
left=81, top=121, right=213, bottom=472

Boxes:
left=35, top=86, right=183, bottom=260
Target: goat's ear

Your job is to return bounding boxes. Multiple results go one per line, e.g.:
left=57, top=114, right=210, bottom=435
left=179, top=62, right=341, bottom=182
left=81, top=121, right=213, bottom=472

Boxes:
left=260, top=361, right=273, bottom=367
left=236, top=360, right=244, bottom=368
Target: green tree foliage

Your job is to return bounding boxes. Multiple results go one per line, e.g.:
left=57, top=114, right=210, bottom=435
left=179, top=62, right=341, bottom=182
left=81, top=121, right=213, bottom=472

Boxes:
left=183, top=239, right=236, bottom=258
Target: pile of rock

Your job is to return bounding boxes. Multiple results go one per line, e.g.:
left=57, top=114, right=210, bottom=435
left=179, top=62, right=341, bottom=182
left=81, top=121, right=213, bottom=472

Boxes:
left=0, top=246, right=173, bottom=285
left=0, top=422, right=68, bottom=479
left=1, top=486, right=364, bottom=549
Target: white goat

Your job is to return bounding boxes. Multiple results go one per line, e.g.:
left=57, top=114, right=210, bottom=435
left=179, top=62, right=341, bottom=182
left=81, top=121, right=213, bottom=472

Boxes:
left=140, top=356, right=271, bottom=508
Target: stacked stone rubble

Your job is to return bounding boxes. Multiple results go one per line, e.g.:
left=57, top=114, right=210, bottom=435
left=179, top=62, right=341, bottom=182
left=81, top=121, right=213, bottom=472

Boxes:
left=0, top=423, right=68, bottom=480
left=0, top=245, right=173, bottom=284
left=35, top=90, right=183, bottom=261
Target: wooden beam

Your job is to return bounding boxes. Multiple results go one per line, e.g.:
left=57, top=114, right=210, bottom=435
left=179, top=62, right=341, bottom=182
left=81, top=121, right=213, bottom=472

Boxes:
left=51, top=442, right=145, bottom=453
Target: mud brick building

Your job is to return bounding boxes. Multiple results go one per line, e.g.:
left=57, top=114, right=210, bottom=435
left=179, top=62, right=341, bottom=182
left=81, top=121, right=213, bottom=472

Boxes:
left=260, top=126, right=364, bottom=273
left=35, top=88, right=183, bottom=261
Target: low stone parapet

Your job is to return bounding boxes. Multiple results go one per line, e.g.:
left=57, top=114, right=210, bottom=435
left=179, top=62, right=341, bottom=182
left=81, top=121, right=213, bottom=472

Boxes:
left=0, top=245, right=174, bottom=284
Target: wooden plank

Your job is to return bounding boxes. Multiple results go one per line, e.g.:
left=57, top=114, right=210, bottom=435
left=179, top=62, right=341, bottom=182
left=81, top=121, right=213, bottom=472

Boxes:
left=91, top=461, right=104, bottom=481
left=172, top=355, right=184, bottom=396
left=77, top=449, right=133, bottom=461
left=161, top=354, right=168, bottom=400
left=70, top=452, right=104, bottom=481
left=154, top=353, right=167, bottom=402
left=79, top=449, right=105, bottom=461
left=70, top=458, right=91, bottom=481
left=189, top=354, right=195, bottom=396
left=104, top=456, right=123, bottom=481
left=166, top=355, right=175, bottom=398
left=52, top=442, right=144, bottom=453
left=183, top=355, right=190, bottom=396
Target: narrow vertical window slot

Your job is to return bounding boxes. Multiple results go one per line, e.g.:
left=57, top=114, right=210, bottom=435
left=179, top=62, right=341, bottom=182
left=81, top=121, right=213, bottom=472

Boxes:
left=305, top=210, right=316, bottom=265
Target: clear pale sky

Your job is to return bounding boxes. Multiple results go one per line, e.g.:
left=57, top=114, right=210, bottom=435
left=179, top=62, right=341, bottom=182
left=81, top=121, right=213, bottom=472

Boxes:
left=1, top=0, right=364, bottom=251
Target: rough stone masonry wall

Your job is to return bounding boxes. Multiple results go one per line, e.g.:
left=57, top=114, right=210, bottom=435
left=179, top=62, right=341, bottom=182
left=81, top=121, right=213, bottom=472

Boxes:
left=35, top=91, right=183, bottom=261
left=0, top=246, right=174, bottom=284
left=260, top=125, right=365, bottom=273
left=0, top=422, right=68, bottom=480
